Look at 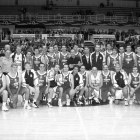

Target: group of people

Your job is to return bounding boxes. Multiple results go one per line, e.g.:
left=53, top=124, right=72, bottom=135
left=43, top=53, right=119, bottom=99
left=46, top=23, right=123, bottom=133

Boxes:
left=0, top=42, right=140, bottom=112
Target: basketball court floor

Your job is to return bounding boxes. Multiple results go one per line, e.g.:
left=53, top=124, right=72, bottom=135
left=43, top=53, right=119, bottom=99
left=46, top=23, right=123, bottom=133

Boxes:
left=0, top=104, right=140, bottom=140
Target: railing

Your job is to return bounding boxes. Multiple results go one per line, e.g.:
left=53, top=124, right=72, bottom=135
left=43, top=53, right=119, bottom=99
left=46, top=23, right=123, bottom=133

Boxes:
left=0, top=15, right=140, bottom=23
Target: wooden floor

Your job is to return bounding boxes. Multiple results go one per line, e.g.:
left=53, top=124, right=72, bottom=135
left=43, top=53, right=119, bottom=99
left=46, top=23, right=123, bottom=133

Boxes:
left=0, top=104, right=140, bottom=140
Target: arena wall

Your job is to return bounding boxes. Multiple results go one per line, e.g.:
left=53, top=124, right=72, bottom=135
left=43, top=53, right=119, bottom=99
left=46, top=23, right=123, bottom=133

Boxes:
left=0, top=0, right=138, bottom=7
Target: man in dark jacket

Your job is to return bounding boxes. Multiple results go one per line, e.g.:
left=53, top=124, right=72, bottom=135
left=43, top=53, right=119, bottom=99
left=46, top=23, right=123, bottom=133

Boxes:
left=90, top=45, right=105, bottom=70
left=82, top=47, right=91, bottom=70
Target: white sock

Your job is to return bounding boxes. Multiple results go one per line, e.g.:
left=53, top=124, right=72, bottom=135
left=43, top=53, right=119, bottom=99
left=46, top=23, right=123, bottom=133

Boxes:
left=33, top=99, right=36, bottom=103
left=59, top=98, right=61, bottom=102
left=25, top=100, right=28, bottom=105
left=48, top=99, right=51, bottom=103
left=79, top=95, right=82, bottom=99
left=3, top=102, right=6, bottom=106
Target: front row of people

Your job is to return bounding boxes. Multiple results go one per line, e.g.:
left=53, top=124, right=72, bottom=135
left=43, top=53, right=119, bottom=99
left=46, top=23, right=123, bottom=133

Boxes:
left=0, top=62, right=140, bottom=111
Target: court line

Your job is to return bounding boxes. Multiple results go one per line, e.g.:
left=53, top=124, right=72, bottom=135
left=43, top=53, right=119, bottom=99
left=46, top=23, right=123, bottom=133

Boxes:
left=75, top=107, right=89, bottom=140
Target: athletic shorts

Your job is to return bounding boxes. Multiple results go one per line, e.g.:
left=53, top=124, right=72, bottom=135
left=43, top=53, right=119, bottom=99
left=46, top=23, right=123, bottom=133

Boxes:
left=53, top=86, right=58, bottom=93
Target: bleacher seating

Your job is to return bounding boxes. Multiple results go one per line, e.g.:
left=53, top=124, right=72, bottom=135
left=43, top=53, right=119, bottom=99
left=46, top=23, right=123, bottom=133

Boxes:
left=0, top=6, right=140, bottom=17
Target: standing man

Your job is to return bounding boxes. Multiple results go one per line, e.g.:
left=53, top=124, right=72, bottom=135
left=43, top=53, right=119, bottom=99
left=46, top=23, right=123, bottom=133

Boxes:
left=122, top=45, right=137, bottom=75
left=136, top=45, right=140, bottom=73
left=90, top=45, right=105, bottom=70
left=11, top=45, right=25, bottom=72
left=47, top=46, right=57, bottom=70
left=81, top=47, right=91, bottom=71
left=59, top=46, right=70, bottom=70
left=67, top=50, right=81, bottom=71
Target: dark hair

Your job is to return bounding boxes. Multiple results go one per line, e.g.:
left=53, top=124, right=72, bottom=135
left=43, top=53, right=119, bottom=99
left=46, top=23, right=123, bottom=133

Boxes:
left=34, top=46, right=39, bottom=51
left=112, top=47, right=118, bottom=52
left=24, top=62, right=30, bottom=66
left=73, top=65, right=79, bottom=69
left=133, top=66, right=138, bottom=69
left=84, top=46, right=89, bottom=50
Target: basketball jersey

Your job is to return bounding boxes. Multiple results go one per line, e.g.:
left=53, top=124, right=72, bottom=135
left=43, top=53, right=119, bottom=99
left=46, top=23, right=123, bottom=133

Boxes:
left=62, top=73, right=71, bottom=89
left=105, top=50, right=112, bottom=63
left=130, top=73, right=140, bottom=88
left=75, top=52, right=81, bottom=60
left=80, top=72, right=87, bottom=87
left=33, top=55, right=42, bottom=71
left=0, top=74, right=3, bottom=89
left=109, top=54, right=119, bottom=71
left=59, top=52, right=69, bottom=69
left=136, top=54, right=140, bottom=72
left=90, top=72, right=101, bottom=86
left=36, top=71, right=47, bottom=89
left=47, top=53, right=58, bottom=69
left=54, top=52, right=60, bottom=64
left=123, top=52, right=134, bottom=69
left=8, top=73, right=19, bottom=91
left=25, top=58, right=33, bottom=69
left=102, top=71, right=112, bottom=88
left=13, top=54, right=22, bottom=71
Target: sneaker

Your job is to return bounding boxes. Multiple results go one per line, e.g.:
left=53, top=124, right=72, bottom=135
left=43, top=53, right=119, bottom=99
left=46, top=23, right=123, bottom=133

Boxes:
left=129, top=99, right=133, bottom=105
left=124, top=101, right=129, bottom=106
left=109, top=97, right=114, bottom=104
left=58, top=100, right=63, bottom=107
left=84, top=99, right=89, bottom=105
left=24, top=104, right=31, bottom=110
left=47, top=102, right=53, bottom=108
left=32, top=102, right=39, bottom=108
left=7, top=98, right=10, bottom=106
left=66, top=99, right=70, bottom=106
left=2, top=105, right=9, bottom=111
left=94, top=97, right=100, bottom=103
left=89, top=95, right=94, bottom=100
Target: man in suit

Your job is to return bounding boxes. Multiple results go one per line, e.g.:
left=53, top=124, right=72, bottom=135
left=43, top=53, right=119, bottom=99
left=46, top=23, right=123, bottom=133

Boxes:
left=90, top=45, right=105, bottom=70
left=82, top=47, right=91, bottom=70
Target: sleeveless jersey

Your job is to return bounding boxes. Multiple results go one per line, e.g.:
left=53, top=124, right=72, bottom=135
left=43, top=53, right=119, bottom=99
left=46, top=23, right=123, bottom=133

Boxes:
left=47, top=53, right=58, bottom=69
left=54, top=52, right=60, bottom=64
left=26, top=58, right=33, bottom=69
left=136, top=54, right=140, bottom=73
left=59, top=52, right=69, bottom=69
left=8, top=73, right=19, bottom=94
left=105, top=50, right=112, bottom=63
left=123, top=52, right=134, bottom=69
left=109, top=54, right=119, bottom=71
left=36, top=71, right=47, bottom=89
left=80, top=72, right=87, bottom=87
left=62, top=73, right=71, bottom=89
left=102, top=71, right=112, bottom=88
left=0, top=74, right=3, bottom=89
left=90, top=72, right=101, bottom=86
left=33, top=55, right=42, bottom=71
left=75, top=52, right=81, bottom=60
left=130, top=73, right=140, bottom=88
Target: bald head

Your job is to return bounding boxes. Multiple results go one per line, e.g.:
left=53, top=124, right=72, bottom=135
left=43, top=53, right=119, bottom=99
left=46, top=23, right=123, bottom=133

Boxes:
left=4, top=44, right=10, bottom=51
